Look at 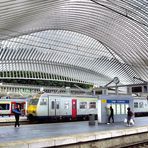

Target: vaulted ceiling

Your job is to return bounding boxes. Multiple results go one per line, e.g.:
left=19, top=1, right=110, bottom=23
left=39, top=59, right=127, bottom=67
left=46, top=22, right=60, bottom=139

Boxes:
left=0, top=0, right=148, bottom=87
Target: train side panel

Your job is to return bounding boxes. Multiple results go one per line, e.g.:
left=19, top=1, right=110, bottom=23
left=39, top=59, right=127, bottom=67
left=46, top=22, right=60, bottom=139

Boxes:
left=36, top=95, right=73, bottom=119
left=36, top=95, right=49, bottom=117
left=58, top=97, right=72, bottom=117
left=48, top=96, right=61, bottom=116
left=76, top=97, right=98, bottom=119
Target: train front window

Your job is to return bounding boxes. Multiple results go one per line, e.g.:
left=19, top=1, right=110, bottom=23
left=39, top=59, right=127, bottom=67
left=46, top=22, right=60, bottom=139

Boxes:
left=0, top=104, right=10, bottom=110
left=29, top=99, right=39, bottom=105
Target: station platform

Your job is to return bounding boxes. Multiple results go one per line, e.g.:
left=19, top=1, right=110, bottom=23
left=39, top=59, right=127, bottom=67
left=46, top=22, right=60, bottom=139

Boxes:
left=0, top=117, right=148, bottom=148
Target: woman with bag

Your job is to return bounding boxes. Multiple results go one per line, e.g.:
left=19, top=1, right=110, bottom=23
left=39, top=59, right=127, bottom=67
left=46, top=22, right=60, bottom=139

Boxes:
left=127, top=107, right=134, bottom=126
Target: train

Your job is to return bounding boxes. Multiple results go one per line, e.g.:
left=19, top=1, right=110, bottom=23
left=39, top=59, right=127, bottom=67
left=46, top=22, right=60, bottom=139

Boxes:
left=27, top=92, right=98, bottom=121
left=133, top=97, right=148, bottom=117
left=27, top=92, right=148, bottom=122
left=0, top=92, right=147, bottom=121
left=0, top=98, right=28, bottom=116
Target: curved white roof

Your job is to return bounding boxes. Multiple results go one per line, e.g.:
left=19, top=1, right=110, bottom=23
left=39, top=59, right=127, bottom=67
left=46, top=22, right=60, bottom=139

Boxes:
left=0, top=0, right=148, bottom=86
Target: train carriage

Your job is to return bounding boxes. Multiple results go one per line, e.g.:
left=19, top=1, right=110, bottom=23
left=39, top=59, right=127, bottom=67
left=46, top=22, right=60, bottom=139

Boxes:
left=0, top=99, right=27, bottom=116
left=27, top=93, right=98, bottom=121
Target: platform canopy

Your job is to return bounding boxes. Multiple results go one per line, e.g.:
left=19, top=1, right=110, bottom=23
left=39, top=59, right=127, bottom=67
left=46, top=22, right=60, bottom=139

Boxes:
left=0, top=0, right=147, bottom=87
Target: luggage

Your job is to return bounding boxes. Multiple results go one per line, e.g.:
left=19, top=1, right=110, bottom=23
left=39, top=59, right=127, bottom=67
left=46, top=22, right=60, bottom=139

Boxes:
left=124, top=118, right=127, bottom=123
left=130, top=118, right=135, bottom=125
left=124, top=118, right=135, bottom=126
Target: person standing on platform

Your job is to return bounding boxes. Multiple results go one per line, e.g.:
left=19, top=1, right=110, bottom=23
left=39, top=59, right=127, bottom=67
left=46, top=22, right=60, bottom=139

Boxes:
left=13, top=104, right=21, bottom=127
left=127, top=107, right=133, bottom=126
left=107, top=106, right=114, bottom=124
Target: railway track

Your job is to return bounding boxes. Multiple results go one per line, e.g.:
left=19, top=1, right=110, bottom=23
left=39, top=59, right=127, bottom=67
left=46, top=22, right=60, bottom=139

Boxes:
left=122, top=141, right=148, bottom=148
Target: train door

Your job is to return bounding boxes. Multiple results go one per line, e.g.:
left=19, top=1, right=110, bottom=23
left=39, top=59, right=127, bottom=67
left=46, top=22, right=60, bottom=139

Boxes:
left=50, top=98, right=60, bottom=117
left=38, top=97, right=49, bottom=116
left=11, top=102, right=16, bottom=114
left=21, top=102, right=26, bottom=116
left=72, top=99, right=77, bottom=119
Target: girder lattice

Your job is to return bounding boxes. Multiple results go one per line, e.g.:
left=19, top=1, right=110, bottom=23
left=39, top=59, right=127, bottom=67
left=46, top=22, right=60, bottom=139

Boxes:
left=0, top=0, right=147, bottom=86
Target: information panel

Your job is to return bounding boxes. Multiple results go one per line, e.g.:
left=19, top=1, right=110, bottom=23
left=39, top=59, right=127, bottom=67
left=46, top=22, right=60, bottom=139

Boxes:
left=107, top=100, right=129, bottom=115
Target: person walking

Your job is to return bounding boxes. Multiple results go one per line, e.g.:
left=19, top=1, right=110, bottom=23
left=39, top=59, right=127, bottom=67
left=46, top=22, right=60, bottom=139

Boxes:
left=127, top=107, right=133, bottom=126
left=107, top=106, right=114, bottom=124
left=13, top=104, right=21, bottom=127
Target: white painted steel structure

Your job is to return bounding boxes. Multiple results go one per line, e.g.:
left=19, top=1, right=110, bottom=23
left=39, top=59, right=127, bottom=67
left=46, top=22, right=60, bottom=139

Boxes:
left=0, top=0, right=147, bottom=86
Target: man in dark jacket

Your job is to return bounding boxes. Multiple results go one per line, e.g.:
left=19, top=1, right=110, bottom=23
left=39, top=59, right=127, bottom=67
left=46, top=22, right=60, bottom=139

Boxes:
left=13, top=104, right=21, bottom=127
left=107, top=106, right=114, bottom=124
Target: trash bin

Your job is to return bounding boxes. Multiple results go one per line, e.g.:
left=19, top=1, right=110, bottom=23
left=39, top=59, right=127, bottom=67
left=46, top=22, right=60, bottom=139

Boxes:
left=88, top=114, right=95, bottom=126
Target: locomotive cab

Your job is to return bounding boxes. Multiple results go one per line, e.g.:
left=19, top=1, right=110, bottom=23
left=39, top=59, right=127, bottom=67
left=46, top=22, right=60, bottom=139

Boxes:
left=27, top=94, right=41, bottom=121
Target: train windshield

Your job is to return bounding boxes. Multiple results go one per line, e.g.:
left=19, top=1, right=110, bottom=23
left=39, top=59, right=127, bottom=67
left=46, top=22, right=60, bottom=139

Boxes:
left=29, top=99, right=39, bottom=105
left=29, top=93, right=41, bottom=105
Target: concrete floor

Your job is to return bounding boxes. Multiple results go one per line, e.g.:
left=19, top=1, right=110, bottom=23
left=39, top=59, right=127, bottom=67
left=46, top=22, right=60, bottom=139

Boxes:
left=0, top=117, right=148, bottom=143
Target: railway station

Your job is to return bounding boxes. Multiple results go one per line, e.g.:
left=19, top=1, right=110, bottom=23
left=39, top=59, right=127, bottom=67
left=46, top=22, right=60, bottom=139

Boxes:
left=0, top=0, right=148, bottom=148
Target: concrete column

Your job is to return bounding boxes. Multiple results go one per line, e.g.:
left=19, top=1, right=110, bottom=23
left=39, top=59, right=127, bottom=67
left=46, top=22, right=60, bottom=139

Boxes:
left=102, top=88, right=108, bottom=95
left=93, top=89, right=96, bottom=96
left=115, top=85, right=118, bottom=95
left=127, top=86, right=132, bottom=95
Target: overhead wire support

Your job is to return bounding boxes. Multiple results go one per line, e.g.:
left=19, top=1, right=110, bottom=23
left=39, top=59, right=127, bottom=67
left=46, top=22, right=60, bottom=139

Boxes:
left=133, top=76, right=147, bottom=84
left=74, top=84, right=91, bottom=94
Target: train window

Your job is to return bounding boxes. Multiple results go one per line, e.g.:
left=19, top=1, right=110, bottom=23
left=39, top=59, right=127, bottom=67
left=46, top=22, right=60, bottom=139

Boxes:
left=29, top=99, right=39, bottom=105
left=56, top=101, right=59, bottom=109
left=51, top=101, right=55, bottom=109
left=0, top=104, right=10, bottom=110
left=80, top=102, right=87, bottom=109
left=139, top=102, right=143, bottom=108
left=89, top=102, right=96, bottom=109
left=134, top=102, right=138, bottom=108
left=40, top=99, right=47, bottom=105
left=64, top=102, right=69, bottom=109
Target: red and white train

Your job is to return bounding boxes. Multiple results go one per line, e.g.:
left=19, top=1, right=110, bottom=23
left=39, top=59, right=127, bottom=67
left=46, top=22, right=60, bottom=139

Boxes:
left=0, top=98, right=28, bottom=116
